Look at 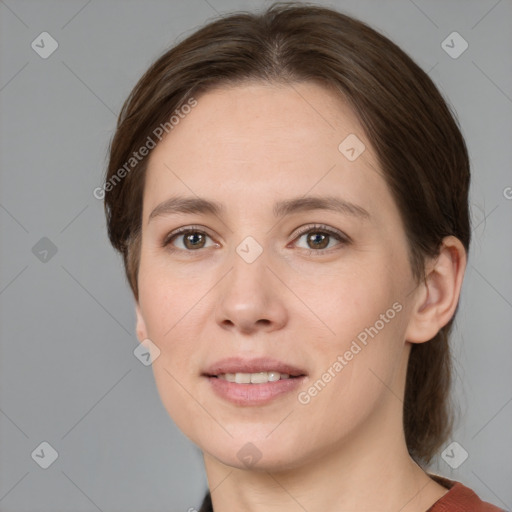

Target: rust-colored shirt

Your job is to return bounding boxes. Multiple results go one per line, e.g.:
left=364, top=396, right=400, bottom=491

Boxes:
left=198, top=474, right=505, bottom=511
left=426, top=474, right=505, bottom=511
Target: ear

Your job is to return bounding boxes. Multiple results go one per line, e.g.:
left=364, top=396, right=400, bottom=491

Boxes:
left=135, top=302, right=148, bottom=342
left=405, top=236, right=467, bottom=343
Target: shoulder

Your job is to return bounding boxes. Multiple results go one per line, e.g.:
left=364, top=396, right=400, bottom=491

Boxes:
left=427, top=474, right=506, bottom=512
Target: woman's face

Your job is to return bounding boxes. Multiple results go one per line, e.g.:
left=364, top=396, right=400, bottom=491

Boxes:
left=135, top=82, right=421, bottom=470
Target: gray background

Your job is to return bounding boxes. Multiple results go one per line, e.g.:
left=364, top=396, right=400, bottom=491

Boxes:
left=0, top=0, right=511, bottom=511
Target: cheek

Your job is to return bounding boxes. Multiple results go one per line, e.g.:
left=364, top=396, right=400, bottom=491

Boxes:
left=137, top=269, right=207, bottom=441
left=293, top=257, right=403, bottom=346
left=137, top=265, right=200, bottom=404
left=137, top=249, right=207, bottom=339
left=296, top=264, right=407, bottom=409
left=295, top=310, right=407, bottom=453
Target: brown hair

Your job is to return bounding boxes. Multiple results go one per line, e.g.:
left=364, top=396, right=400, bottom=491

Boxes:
left=103, top=2, right=470, bottom=465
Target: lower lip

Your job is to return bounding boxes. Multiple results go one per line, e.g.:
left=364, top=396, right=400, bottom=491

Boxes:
left=205, top=376, right=306, bottom=406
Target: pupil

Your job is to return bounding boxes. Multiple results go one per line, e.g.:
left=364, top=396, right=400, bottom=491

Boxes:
left=187, top=233, right=203, bottom=248
left=309, top=232, right=327, bottom=249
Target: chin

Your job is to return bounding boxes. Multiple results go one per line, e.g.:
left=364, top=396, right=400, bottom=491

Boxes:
left=200, top=433, right=311, bottom=473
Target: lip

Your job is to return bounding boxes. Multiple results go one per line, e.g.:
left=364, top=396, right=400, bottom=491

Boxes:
left=202, top=357, right=307, bottom=377
left=205, top=375, right=306, bottom=406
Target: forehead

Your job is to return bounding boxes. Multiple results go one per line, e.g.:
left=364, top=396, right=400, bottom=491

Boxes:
left=143, top=82, right=389, bottom=219
left=151, top=81, right=366, bottom=161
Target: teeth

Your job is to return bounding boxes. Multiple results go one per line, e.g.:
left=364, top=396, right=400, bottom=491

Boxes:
left=219, top=372, right=292, bottom=383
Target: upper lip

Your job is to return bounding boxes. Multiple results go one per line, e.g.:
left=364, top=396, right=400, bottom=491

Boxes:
left=202, top=357, right=307, bottom=377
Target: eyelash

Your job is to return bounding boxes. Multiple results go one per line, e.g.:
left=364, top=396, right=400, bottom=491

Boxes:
left=161, top=224, right=350, bottom=256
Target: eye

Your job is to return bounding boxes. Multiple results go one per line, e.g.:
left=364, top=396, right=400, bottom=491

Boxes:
left=292, top=224, right=350, bottom=254
left=162, top=225, right=217, bottom=251
left=162, top=223, right=350, bottom=254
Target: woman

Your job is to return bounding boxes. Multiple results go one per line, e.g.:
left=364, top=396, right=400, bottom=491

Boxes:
left=102, top=3, right=503, bottom=511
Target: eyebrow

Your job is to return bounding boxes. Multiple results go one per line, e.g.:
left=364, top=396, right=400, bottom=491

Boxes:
left=148, top=195, right=370, bottom=223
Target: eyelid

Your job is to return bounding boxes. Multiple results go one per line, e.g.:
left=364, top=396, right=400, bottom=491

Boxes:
left=291, top=223, right=351, bottom=244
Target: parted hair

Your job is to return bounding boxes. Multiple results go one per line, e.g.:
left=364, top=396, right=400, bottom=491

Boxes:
left=103, top=2, right=470, bottom=465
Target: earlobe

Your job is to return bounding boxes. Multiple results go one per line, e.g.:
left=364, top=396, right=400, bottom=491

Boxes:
left=405, top=236, right=467, bottom=343
left=135, top=302, right=148, bottom=342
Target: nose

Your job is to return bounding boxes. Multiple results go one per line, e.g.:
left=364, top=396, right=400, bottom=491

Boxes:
left=214, top=249, right=288, bottom=335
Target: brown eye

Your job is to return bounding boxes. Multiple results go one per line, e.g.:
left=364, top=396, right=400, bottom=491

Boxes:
left=163, top=227, right=215, bottom=251
left=293, top=224, right=349, bottom=254
left=305, top=232, right=330, bottom=250
left=182, top=231, right=207, bottom=250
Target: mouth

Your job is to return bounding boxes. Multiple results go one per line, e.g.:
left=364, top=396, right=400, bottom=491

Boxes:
left=202, top=357, right=307, bottom=382
left=204, top=373, right=306, bottom=406
left=203, top=371, right=307, bottom=407
left=207, top=371, right=305, bottom=384
left=202, top=357, right=307, bottom=406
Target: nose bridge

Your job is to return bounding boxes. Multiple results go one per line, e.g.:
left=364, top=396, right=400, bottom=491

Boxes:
left=235, top=234, right=266, bottom=267
left=229, top=233, right=269, bottom=293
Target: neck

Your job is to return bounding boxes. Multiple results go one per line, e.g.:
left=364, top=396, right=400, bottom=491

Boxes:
left=203, top=399, right=448, bottom=512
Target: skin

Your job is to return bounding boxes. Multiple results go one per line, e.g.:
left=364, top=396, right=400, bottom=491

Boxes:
left=134, top=82, right=466, bottom=512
